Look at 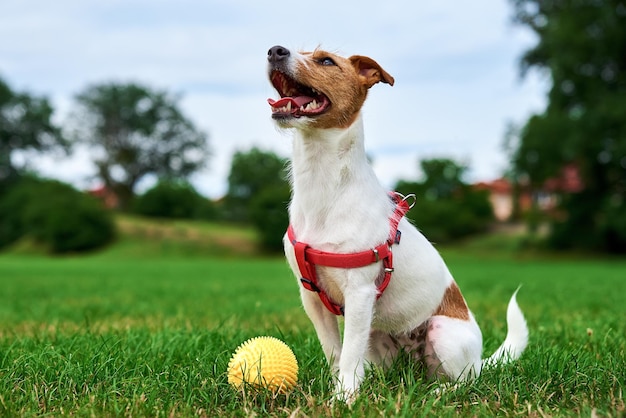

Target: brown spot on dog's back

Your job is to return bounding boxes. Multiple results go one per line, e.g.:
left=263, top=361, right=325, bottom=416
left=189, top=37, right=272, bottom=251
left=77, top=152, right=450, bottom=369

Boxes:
left=433, top=282, right=470, bottom=320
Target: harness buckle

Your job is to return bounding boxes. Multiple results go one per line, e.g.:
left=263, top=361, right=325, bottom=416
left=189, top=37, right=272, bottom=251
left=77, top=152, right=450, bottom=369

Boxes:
left=403, top=193, right=417, bottom=209
left=300, top=277, right=320, bottom=293
left=392, top=192, right=416, bottom=209
left=372, top=248, right=380, bottom=262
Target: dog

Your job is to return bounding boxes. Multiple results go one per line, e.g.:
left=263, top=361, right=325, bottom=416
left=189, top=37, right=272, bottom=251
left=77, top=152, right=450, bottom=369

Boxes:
left=266, top=45, right=528, bottom=401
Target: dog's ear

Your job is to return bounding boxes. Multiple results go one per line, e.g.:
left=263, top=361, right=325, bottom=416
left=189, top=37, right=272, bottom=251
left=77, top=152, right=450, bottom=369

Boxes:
left=349, top=55, right=395, bottom=88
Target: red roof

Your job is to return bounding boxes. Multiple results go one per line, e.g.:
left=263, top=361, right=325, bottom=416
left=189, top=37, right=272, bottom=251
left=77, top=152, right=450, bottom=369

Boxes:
left=543, top=164, right=584, bottom=193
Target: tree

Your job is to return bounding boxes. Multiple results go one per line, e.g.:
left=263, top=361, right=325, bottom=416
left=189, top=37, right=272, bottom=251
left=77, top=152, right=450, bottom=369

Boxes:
left=70, top=82, right=210, bottom=210
left=510, top=0, right=626, bottom=252
left=249, top=183, right=291, bottom=252
left=395, top=158, right=493, bottom=242
left=224, top=147, right=289, bottom=222
left=420, top=158, right=468, bottom=200
left=0, top=77, right=66, bottom=191
left=223, top=147, right=290, bottom=251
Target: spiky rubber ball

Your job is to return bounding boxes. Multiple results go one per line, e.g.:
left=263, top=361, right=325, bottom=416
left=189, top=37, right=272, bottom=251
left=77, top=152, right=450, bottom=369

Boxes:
left=227, top=336, right=298, bottom=394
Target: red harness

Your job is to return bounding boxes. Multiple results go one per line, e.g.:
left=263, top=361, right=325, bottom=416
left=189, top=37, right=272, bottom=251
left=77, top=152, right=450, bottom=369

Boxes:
left=287, top=193, right=412, bottom=316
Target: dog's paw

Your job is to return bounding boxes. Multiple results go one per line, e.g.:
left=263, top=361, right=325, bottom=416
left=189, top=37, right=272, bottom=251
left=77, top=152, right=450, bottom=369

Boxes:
left=332, top=385, right=357, bottom=405
left=331, top=375, right=360, bottom=405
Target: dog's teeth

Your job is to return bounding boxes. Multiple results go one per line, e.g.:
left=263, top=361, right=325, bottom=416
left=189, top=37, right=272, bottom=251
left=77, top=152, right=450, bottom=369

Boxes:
left=304, top=100, right=319, bottom=112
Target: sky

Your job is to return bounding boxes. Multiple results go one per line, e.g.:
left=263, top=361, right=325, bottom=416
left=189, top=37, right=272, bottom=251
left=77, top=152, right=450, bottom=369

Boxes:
left=0, top=0, right=547, bottom=198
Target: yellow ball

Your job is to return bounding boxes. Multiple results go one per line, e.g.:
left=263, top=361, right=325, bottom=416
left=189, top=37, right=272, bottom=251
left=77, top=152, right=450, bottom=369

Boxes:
left=227, top=336, right=298, bottom=394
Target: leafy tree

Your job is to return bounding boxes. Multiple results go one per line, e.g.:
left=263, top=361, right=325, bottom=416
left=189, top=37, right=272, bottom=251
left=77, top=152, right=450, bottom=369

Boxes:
left=396, top=158, right=469, bottom=202
left=70, top=82, right=210, bottom=210
left=249, top=183, right=291, bottom=252
left=420, top=158, right=468, bottom=200
left=224, top=147, right=289, bottom=222
left=510, top=0, right=626, bottom=252
left=0, top=77, right=65, bottom=192
left=395, top=158, right=493, bottom=242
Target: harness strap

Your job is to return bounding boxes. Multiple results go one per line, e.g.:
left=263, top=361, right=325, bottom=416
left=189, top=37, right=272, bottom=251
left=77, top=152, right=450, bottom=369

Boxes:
left=287, top=192, right=411, bottom=316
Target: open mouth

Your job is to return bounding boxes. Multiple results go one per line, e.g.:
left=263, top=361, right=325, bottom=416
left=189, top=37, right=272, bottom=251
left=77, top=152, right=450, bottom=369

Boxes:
left=268, top=70, right=330, bottom=118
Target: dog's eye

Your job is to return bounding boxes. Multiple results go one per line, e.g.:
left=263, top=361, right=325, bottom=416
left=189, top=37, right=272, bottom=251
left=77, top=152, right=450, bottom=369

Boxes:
left=318, top=57, right=336, bottom=66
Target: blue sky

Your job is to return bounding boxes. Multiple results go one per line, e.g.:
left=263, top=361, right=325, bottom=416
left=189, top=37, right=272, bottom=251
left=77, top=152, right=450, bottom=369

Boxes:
left=0, top=0, right=547, bottom=197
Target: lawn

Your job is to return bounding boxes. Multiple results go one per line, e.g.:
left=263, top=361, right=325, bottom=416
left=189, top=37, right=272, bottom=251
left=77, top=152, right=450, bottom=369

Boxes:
left=0, top=219, right=624, bottom=416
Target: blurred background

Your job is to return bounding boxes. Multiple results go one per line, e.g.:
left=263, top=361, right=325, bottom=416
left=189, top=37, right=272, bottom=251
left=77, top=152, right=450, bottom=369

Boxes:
left=1, top=0, right=625, bottom=255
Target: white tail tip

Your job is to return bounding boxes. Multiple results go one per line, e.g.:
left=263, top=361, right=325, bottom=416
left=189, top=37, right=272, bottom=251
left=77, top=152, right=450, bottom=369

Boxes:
left=483, top=286, right=529, bottom=367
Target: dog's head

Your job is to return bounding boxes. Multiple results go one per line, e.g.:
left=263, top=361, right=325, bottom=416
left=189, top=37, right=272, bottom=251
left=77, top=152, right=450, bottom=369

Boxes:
left=267, top=46, right=394, bottom=130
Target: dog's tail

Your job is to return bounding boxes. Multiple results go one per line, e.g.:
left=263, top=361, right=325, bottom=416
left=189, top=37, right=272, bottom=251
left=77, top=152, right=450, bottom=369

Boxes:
left=482, top=287, right=528, bottom=368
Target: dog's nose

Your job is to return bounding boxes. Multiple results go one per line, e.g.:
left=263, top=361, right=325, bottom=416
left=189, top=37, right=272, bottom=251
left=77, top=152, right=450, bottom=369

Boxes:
left=268, top=45, right=290, bottom=63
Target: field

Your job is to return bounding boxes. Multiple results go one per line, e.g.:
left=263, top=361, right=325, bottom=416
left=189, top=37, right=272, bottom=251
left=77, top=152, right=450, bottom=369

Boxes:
left=0, top=217, right=624, bottom=417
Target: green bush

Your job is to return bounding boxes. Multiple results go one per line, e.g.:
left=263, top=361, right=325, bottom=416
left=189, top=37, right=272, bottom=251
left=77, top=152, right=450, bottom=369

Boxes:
left=397, top=186, right=494, bottom=243
left=223, top=148, right=289, bottom=223
left=133, top=180, right=216, bottom=220
left=0, top=176, right=115, bottom=253
left=394, top=158, right=494, bottom=243
left=249, top=184, right=291, bottom=252
left=548, top=192, right=626, bottom=253
left=0, top=179, right=23, bottom=248
left=601, top=198, right=626, bottom=253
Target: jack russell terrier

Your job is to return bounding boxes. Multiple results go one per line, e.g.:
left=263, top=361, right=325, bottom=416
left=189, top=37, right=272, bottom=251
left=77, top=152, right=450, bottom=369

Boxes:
left=266, top=45, right=528, bottom=401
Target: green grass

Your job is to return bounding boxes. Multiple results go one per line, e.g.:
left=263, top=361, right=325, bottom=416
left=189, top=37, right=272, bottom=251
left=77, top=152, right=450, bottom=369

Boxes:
left=0, top=218, right=624, bottom=416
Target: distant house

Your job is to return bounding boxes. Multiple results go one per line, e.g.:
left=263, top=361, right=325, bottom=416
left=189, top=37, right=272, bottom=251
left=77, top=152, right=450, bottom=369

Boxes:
left=474, top=164, right=584, bottom=222
left=88, top=185, right=119, bottom=209
left=474, top=178, right=519, bottom=222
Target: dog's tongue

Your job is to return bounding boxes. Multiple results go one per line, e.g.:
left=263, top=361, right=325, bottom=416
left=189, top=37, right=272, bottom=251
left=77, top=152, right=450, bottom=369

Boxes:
left=268, top=96, right=313, bottom=109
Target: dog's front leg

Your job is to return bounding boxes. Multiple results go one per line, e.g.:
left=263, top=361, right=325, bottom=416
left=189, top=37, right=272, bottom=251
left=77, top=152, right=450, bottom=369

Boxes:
left=336, top=273, right=378, bottom=401
left=286, top=241, right=342, bottom=371
left=300, top=287, right=342, bottom=372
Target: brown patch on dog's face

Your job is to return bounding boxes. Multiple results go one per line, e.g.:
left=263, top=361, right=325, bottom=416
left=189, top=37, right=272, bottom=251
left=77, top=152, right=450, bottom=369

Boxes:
left=268, top=47, right=394, bottom=130
left=433, top=282, right=470, bottom=321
